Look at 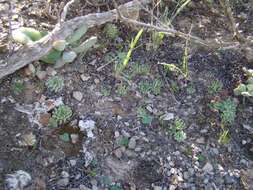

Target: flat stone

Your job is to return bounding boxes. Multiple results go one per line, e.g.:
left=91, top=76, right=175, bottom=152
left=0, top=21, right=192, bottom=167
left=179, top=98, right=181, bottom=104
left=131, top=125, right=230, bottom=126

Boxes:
left=36, top=70, right=47, bottom=80
left=128, top=137, right=137, bottom=149
left=161, top=112, right=175, bottom=121
left=73, top=91, right=83, bottom=101
left=202, top=162, right=213, bottom=174
left=70, top=134, right=79, bottom=144
left=57, top=178, right=69, bottom=187
left=79, top=184, right=91, bottom=190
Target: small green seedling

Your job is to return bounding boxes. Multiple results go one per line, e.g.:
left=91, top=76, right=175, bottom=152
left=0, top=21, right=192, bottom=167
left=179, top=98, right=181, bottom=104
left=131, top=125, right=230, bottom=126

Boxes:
left=118, top=137, right=129, bottom=147
left=137, top=107, right=153, bottom=125
left=52, top=105, right=72, bottom=125
left=103, top=23, right=119, bottom=40
left=101, top=86, right=111, bottom=96
left=151, top=31, right=165, bottom=49
left=12, top=80, right=25, bottom=95
left=170, top=118, right=187, bottom=142
left=59, top=133, right=70, bottom=142
left=138, top=79, right=162, bottom=95
left=130, top=62, right=150, bottom=76
left=116, top=84, right=129, bottom=96
left=123, top=29, right=143, bottom=68
left=211, top=98, right=237, bottom=125
left=234, top=76, right=253, bottom=99
left=46, top=76, right=64, bottom=93
left=218, top=129, right=230, bottom=144
left=208, top=80, right=223, bottom=95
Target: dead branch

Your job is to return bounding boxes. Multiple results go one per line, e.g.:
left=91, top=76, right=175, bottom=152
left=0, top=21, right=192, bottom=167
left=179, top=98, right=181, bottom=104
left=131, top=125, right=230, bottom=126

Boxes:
left=218, top=0, right=246, bottom=43
left=113, top=0, right=239, bottom=49
left=0, top=0, right=150, bottom=80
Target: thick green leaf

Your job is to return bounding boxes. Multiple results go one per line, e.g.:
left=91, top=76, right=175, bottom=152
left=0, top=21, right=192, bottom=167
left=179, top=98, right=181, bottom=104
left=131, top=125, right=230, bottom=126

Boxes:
left=40, top=49, right=62, bottom=64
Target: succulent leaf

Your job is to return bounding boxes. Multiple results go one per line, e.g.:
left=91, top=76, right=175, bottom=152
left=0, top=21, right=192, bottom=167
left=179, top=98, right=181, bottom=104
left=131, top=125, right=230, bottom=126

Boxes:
left=233, top=84, right=246, bottom=96
left=62, top=51, right=77, bottom=63
left=40, top=49, right=62, bottom=64
left=53, top=40, right=66, bottom=51
left=67, top=25, right=88, bottom=44
left=72, top=36, right=97, bottom=54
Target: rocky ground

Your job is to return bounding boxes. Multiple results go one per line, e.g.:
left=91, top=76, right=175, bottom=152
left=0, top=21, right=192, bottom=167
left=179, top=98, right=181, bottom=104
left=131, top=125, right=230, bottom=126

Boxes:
left=0, top=0, right=253, bottom=190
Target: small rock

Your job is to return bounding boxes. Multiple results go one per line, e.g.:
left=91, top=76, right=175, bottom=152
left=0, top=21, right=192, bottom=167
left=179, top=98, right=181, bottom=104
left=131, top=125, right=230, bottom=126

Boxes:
left=153, top=185, right=163, bottom=190
left=161, top=112, right=175, bottom=121
left=24, top=64, right=36, bottom=76
left=79, top=119, right=96, bottom=138
left=196, top=137, right=205, bottom=144
left=5, top=170, right=32, bottom=190
left=79, top=184, right=91, bottom=190
left=243, top=124, right=253, bottom=134
left=202, top=162, right=213, bottom=174
left=114, top=148, right=123, bottom=159
left=61, top=171, right=69, bottom=178
left=69, top=159, right=77, bottom=166
left=46, top=67, right=57, bottom=76
left=183, top=171, right=190, bottom=179
left=73, top=91, right=83, bottom=101
left=80, top=74, right=91, bottom=82
left=38, top=113, right=51, bottom=126
left=128, top=137, right=137, bottom=149
left=94, top=78, right=100, bottom=84
left=242, top=140, right=247, bottom=145
left=125, top=150, right=137, bottom=157
left=70, top=134, right=79, bottom=144
left=19, top=132, right=36, bottom=146
left=114, top=131, right=120, bottom=138
left=224, top=174, right=235, bottom=184
left=36, top=70, right=47, bottom=80
left=57, top=178, right=69, bottom=187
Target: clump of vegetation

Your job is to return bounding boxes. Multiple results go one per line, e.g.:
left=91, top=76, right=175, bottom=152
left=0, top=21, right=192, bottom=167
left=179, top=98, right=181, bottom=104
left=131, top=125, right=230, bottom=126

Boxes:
left=46, top=76, right=64, bottom=92
left=103, top=23, right=119, bottom=40
left=169, top=118, right=187, bottom=142
left=151, top=31, right=165, bottom=49
left=116, top=84, right=129, bottom=96
left=130, top=62, right=150, bottom=76
left=12, top=80, right=25, bottom=95
left=138, top=79, right=163, bottom=95
left=118, top=137, right=129, bottom=147
left=218, top=127, right=230, bottom=144
left=208, top=80, right=223, bottom=95
left=234, top=70, right=253, bottom=98
left=52, top=105, right=72, bottom=125
left=12, top=26, right=97, bottom=65
left=101, top=86, right=111, bottom=96
left=211, top=98, right=237, bottom=125
left=186, top=84, right=196, bottom=95
left=137, top=107, right=153, bottom=125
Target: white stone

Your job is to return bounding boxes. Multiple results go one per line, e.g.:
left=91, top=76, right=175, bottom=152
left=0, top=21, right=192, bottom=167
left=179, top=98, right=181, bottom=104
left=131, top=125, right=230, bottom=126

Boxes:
left=73, top=91, right=83, bottom=101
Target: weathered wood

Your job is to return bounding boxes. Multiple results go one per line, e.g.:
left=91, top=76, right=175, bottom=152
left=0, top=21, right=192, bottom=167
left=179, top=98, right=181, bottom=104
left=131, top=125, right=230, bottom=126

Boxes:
left=0, top=0, right=150, bottom=79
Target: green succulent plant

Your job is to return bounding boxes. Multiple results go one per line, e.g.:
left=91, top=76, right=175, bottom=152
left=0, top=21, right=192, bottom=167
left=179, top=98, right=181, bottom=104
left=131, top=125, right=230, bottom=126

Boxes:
left=170, top=118, right=187, bottom=142
left=52, top=105, right=72, bottom=125
left=103, top=23, right=119, bottom=40
left=12, top=25, right=97, bottom=65
left=46, top=76, right=64, bottom=92
left=137, top=107, right=153, bottom=125
left=211, top=98, right=237, bottom=125
left=234, top=76, right=253, bottom=98
left=208, top=80, right=223, bottom=95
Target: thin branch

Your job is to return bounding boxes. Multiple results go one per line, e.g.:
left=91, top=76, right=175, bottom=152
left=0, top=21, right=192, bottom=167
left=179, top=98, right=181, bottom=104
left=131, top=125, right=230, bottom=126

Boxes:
left=218, top=0, right=246, bottom=43
left=60, top=0, right=75, bottom=23
left=113, top=0, right=240, bottom=49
